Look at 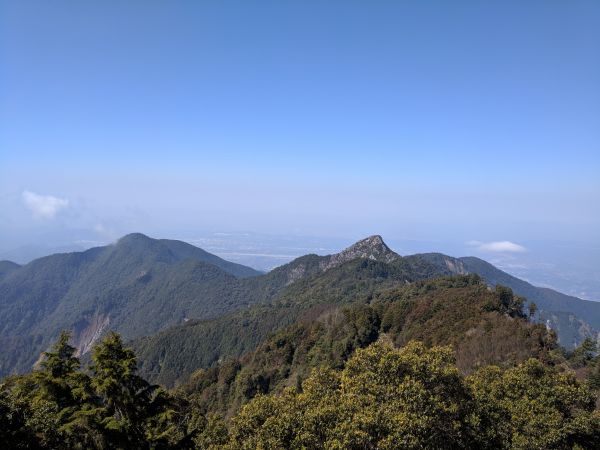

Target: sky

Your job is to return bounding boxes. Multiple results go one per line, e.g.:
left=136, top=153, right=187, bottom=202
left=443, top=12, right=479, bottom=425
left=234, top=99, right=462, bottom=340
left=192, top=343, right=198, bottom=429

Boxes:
left=0, top=1, right=599, bottom=291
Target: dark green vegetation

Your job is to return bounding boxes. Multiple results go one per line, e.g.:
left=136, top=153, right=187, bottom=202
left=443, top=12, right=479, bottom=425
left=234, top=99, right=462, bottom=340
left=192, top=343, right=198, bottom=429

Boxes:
left=131, top=248, right=598, bottom=388
left=0, top=233, right=414, bottom=379
left=178, top=276, right=557, bottom=417
left=1, top=331, right=188, bottom=449
left=132, top=254, right=446, bottom=386
left=0, top=233, right=268, bottom=377
left=1, top=232, right=599, bottom=387
left=420, top=253, right=600, bottom=348
left=3, top=280, right=600, bottom=449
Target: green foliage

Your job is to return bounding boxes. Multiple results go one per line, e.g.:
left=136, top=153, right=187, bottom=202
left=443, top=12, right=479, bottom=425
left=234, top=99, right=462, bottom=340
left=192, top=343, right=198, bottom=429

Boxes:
left=179, top=276, right=558, bottom=419
left=225, top=342, right=480, bottom=449
left=568, top=337, right=597, bottom=368
left=133, top=256, right=447, bottom=386
left=224, top=341, right=600, bottom=449
left=31, top=331, right=97, bottom=448
left=588, top=362, right=600, bottom=390
left=2, top=234, right=596, bottom=381
left=3, top=233, right=600, bottom=449
left=0, top=381, right=36, bottom=448
left=566, top=338, right=600, bottom=392
left=428, top=253, right=600, bottom=348
left=480, top=285, right=525, bottom=318
left=2, top=317, right=599, bottom=448
left=90, top=332, right=161, bottom=447
left=528, top=301, right=538, bottom=319
left=469, top=359, right=600, bottom=449
left=0, top=332, right=189, bottom=449
left=0, top=234, right=263, bottom=377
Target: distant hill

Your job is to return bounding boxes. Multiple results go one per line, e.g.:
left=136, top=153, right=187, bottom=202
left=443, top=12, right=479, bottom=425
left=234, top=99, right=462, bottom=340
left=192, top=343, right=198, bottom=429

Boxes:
left=1, top=233, right=598, bottom=382
left=0, top=233, right=263, bottom=376
left=0, top=234, right=403, bottom=377
left=417, top=253, right=600, bottom=348
left=133, top=254, right=446, bottom=386
left=133, top=247, right=600, bottom=387
left=0, top=260, right=20, bottom=280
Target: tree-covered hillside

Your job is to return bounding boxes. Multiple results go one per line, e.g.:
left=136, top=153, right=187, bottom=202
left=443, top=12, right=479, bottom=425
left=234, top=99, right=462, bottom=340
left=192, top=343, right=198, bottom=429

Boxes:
left=2, top=232, right=599, bottom=384
left=132, top=256, right=448, bottom=386
left=132, top=248, right=596, bottom=388
left=0, top=234, right=406, bottom=378
left=0, top=260, right=20, bottom=280
left=418, top=253, right=600, bottom=347
left=0, top=234, right=263, bottom=377
left=3, top=285, right=600, bottom=449
left=178, top=275, right=556, bottom=417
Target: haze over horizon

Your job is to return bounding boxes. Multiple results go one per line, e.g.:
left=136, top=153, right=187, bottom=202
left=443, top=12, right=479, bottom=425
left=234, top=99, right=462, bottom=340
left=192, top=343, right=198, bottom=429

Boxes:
left=1, top=2, right=599, bottom=297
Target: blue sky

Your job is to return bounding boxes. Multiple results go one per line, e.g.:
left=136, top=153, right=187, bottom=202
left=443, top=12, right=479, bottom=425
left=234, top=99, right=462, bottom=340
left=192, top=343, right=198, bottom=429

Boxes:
left=1, top=1, right=599, bottom=254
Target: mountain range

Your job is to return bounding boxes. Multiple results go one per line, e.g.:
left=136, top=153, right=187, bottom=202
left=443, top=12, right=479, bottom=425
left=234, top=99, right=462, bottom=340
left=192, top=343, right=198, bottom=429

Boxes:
left=0, top=233, right=598, bottom=383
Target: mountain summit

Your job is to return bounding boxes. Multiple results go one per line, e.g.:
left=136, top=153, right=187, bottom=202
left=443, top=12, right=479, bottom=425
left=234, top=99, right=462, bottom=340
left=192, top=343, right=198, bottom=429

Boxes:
left=321, top=235, right=400, bottom=270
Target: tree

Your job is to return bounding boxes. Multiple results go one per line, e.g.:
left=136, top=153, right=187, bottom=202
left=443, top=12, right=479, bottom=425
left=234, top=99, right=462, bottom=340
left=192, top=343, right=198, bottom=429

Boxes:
left=492, top=285, right=525, bottom=318
left=528, top=302, right=537, bottom=320
left=31, top=331, right=98, bottom=448
left=569, top=337, right=597, bottom=369
left=0, top=332, right=100, bottom=449
left=469, top=358, right=600, bottom=449
left=0, top=381, right=37, bottom=449
left=90, top=332, right=185, bottom=449
left=227, top=341, right=482, bottom=449
left=588, top=360, right=600, bottom=390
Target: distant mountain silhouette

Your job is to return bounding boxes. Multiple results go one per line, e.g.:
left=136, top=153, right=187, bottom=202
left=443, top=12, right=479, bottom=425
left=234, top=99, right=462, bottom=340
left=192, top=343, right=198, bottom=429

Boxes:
left=0, top=233, right=597, bottom=380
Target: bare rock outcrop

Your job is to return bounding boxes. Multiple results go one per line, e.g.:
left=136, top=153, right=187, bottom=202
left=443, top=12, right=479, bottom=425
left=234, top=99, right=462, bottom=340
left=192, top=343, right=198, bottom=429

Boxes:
left=320, top=235, right=400, bottom=271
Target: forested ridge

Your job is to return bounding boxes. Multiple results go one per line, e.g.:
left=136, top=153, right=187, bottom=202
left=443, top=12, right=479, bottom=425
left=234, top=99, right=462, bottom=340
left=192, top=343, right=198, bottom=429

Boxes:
left=3, top=236, right=600, bottom=448
left=0, top=234, right=263, bottom=377
left=3, top=275, right=600, bottom=449
left=132, top=255, right=447, bottom=386
left=2, top=233, right=599, bottom=382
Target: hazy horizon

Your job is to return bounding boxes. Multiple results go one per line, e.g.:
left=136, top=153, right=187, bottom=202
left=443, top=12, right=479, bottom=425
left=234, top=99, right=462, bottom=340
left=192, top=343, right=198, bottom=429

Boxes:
left=1, top=2, right=598, bottom=298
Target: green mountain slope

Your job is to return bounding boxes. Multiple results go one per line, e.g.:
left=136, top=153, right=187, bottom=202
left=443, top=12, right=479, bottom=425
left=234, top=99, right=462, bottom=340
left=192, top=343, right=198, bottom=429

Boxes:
left=2, top=233, right=598, bottom=384
left=132, top=255, right=452, bottom=386
left=0, top=234, right=263, bottom=377
left=178, top=275, right=555, bottom=417
left=132, top=248, right=600, bottom=387
left=2, top=291, right=596, bottom=449
left=418, top=253, right=600, bottom=347
left=0, top=234, right=403, bottom=378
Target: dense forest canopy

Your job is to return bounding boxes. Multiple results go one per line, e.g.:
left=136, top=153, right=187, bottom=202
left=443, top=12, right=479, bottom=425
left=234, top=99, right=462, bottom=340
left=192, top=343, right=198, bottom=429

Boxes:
left=2, top=234, right=599, bottom=381
left=3, top=276, right=600, bottom=449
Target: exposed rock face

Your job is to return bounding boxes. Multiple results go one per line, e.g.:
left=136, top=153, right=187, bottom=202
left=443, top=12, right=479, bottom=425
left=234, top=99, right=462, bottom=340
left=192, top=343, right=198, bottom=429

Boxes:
left=543, top=311, right=598, bottom=349
left=283, top=235, right=400, bottom=285
left=285, top=263, right=307, bottom=285
left=71, top=313, right=110, bottom=356
left=442, top=257, right=468, bottom=275
left=320, top=235, right=400, bottom=271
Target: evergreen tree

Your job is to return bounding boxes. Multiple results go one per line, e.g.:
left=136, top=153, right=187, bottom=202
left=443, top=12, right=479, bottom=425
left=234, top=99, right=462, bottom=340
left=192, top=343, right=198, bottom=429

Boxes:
left=90, top=332, right=187, bottom=449
left=90, top=332, right=157, bottom=448
left=31, top=331, right=96, bottom=448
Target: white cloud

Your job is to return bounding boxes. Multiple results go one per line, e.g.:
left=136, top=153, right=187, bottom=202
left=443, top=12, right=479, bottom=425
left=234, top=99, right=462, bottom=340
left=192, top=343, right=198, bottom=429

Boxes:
left=468, top=240, right=526, bottom=253
left=22, top=190, right=69, bottom=219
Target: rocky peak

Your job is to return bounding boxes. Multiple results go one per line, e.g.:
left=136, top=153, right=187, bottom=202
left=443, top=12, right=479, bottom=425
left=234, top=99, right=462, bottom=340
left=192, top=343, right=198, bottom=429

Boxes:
left=320, top=235, right=400, bottom=270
